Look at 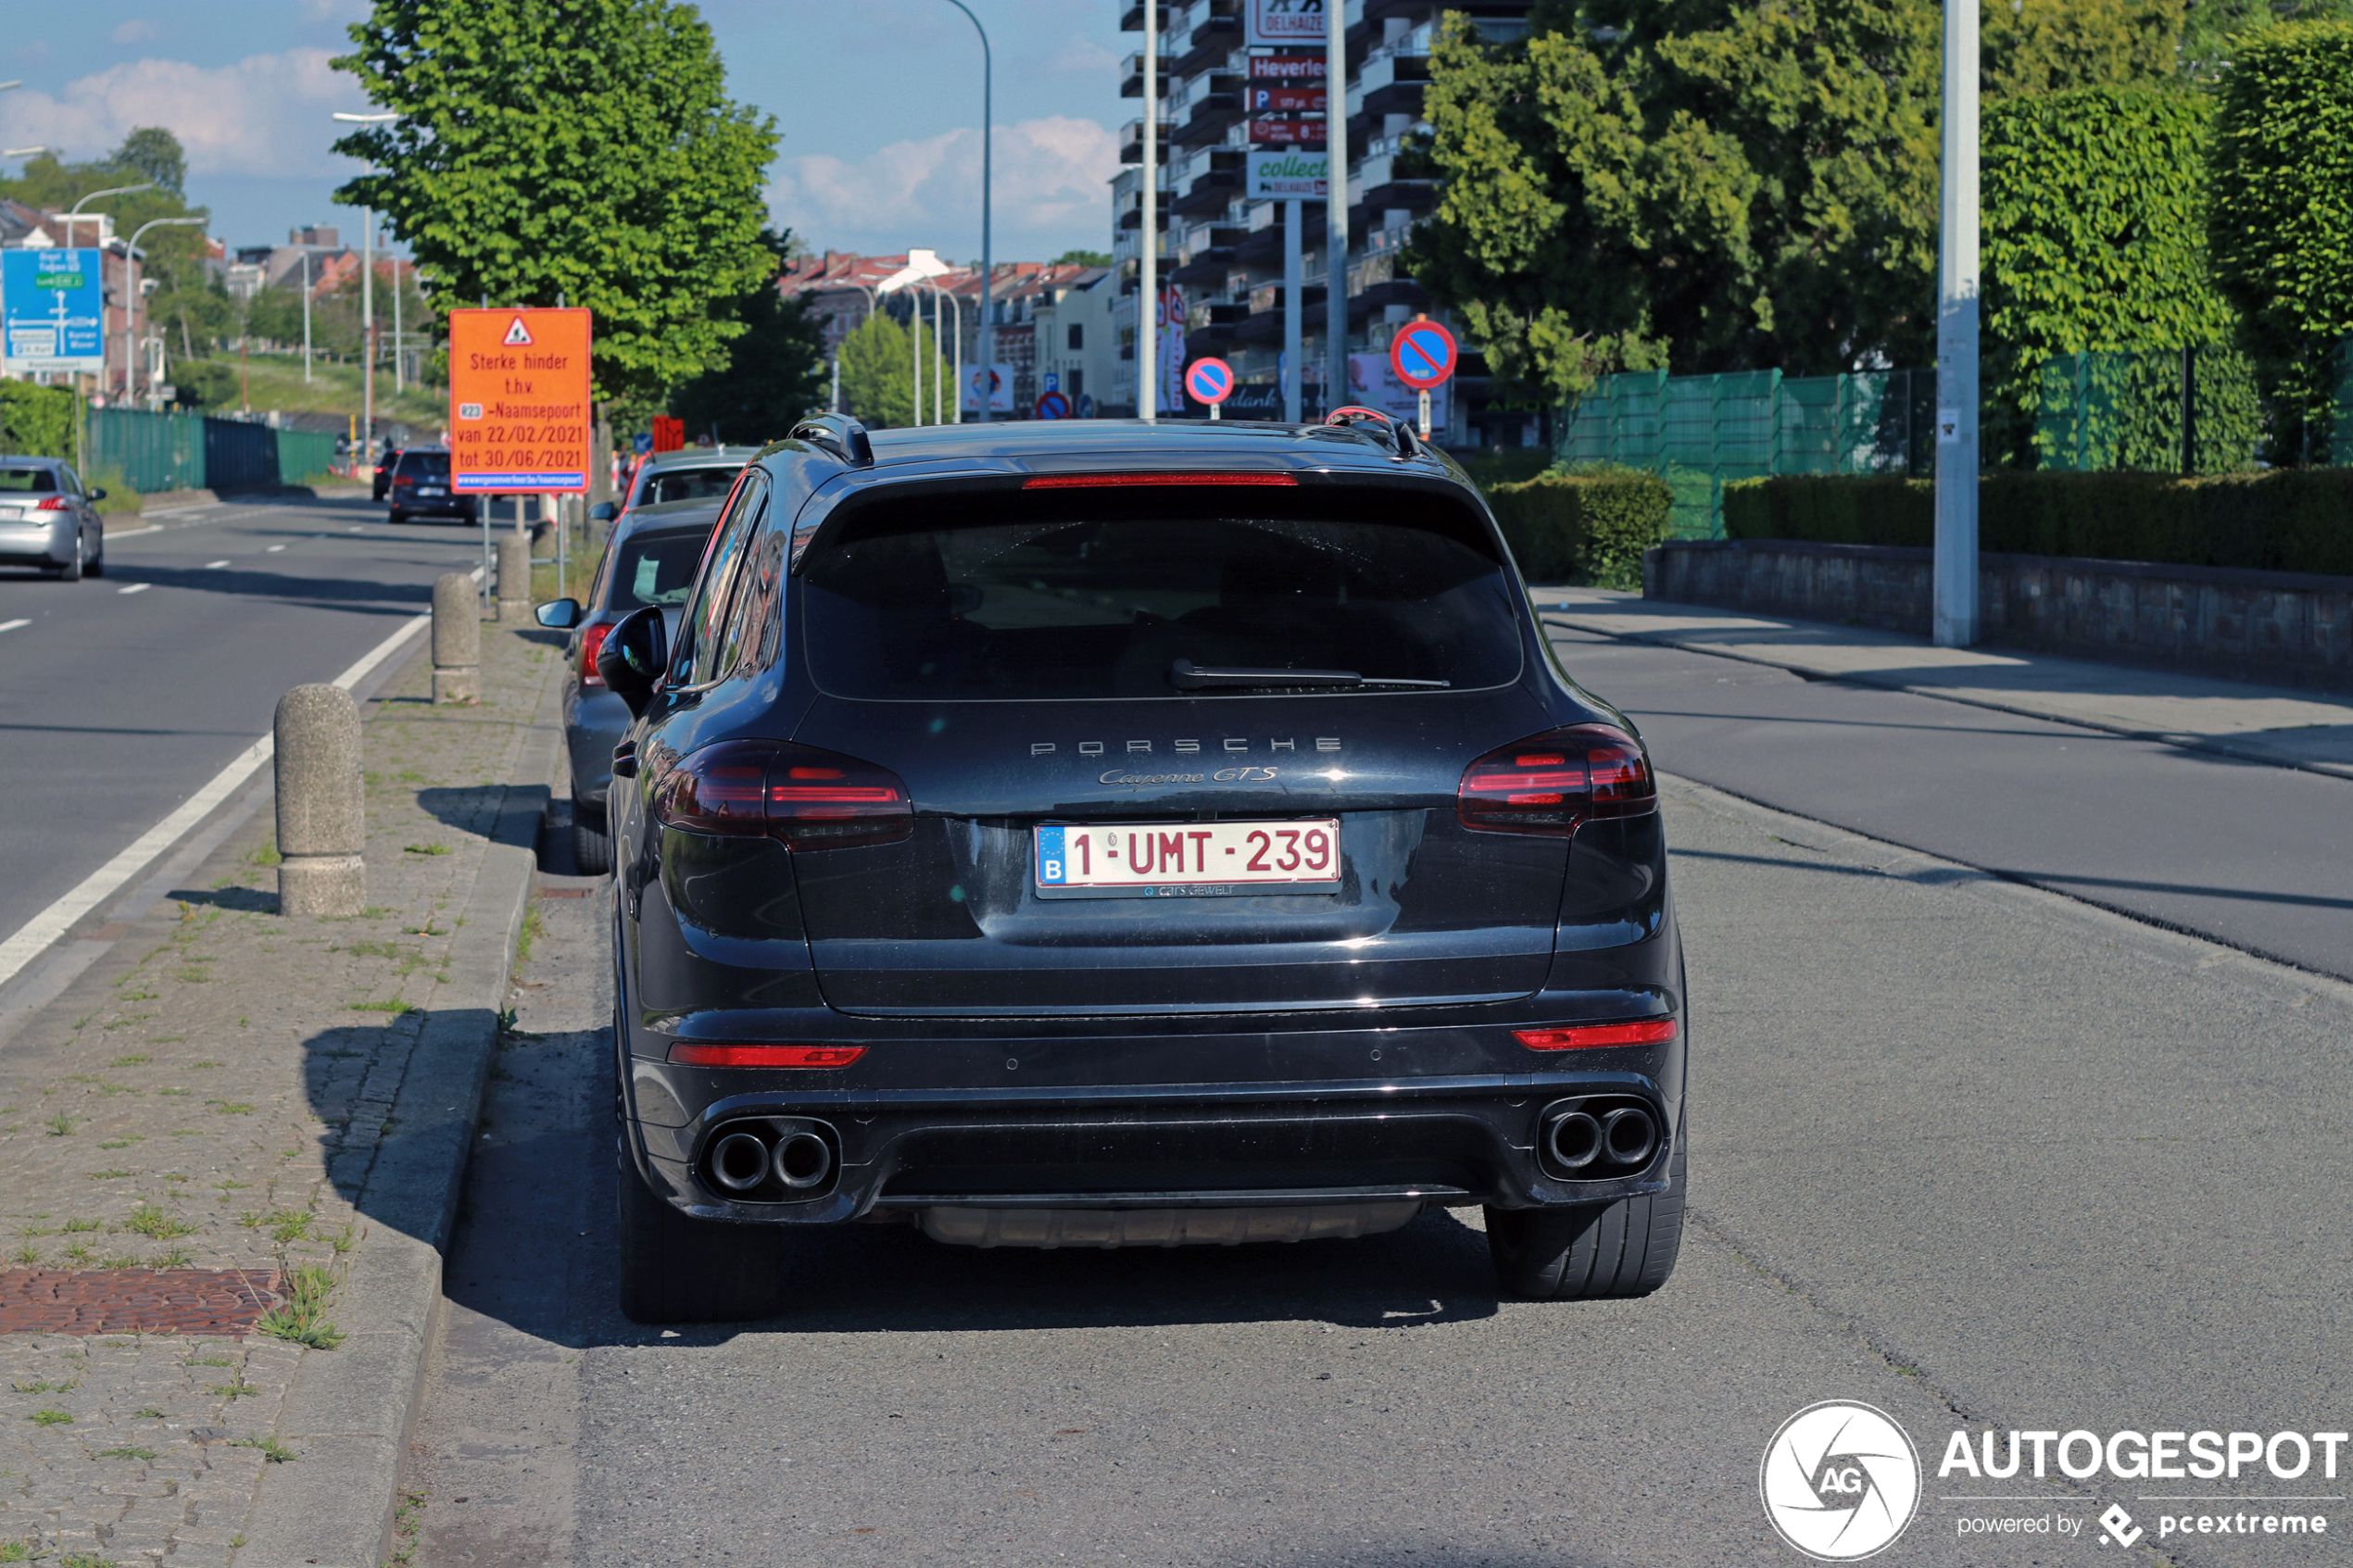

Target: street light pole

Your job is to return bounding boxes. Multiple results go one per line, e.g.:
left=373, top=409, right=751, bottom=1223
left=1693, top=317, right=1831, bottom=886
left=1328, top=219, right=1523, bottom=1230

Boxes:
left=301, top=252, right=313, bottom=383
left=1932, top=0, right=1980, bottom=647
left=1324, top=0, right=1348, bottom=419
left=1139, top=1, right=1157, bottom=421
left=941, top=1, right=993, bottom=421
left=333, top=112, right=398, bottom=468
left=124, top=216, right=205, bottom=407
left=63, top=182, right=156, bottom=402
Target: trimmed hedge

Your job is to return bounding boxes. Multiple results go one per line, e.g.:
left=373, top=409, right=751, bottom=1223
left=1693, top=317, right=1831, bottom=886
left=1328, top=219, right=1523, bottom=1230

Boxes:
left=0, top=383, right=76, bottom=462
left=1722, top=470, right=2353, bottom=578
left=1486, top=464, right=1674, bottom=589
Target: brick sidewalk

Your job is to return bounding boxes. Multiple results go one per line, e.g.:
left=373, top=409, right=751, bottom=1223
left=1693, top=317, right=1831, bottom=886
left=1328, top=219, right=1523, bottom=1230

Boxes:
left=0, top=615, right=562, bottom=1567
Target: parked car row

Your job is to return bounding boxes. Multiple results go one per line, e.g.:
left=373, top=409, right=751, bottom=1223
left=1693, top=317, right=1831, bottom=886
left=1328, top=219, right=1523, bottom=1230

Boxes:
left=0, top=457, right=107, bottom=582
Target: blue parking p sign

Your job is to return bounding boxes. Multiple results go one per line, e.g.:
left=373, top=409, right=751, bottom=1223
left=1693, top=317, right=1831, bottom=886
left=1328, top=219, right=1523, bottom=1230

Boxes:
left=2, top=250, right=107, bottom=373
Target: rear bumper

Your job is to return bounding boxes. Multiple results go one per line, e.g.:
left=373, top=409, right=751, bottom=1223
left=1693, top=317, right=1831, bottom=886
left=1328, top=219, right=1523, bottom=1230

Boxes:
left=622, top=1021, right=1684, bottom=1225
left=0, top=521, right=72, bottom=567
left=387, top=494, right=476, bottom=518
left=562, top=682, right=632, bottom=809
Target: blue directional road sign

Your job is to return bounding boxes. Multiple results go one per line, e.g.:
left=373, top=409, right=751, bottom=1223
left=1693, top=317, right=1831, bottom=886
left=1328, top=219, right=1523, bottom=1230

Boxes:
left=2, top=250, right=107, bottom=373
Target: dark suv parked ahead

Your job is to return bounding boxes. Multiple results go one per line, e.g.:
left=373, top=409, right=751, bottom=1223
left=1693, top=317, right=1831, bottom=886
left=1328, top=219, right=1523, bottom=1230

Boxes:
left=598, top=414, right=1687, bottom=1323
left=385, top=446, right=477, bottom=524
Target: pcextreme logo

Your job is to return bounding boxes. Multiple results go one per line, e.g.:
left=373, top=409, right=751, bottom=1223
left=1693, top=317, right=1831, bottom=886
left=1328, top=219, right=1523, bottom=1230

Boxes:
left=1760, top=1401, right=1923, bottom=1562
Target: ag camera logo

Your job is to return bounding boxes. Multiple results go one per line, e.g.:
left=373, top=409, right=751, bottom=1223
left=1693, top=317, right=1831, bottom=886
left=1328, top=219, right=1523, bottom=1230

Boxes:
left=1761, top=1401, right=1922, bottom=1561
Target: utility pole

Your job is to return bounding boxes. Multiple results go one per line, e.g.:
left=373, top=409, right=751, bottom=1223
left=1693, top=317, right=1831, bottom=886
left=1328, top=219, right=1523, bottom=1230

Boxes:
left=1324, top=0, right=1348, bottom=420
left=362, top=207, right=375, bottom=460
left=943, top=2, right=993, bottom=421
left=1282, top=199, right=1302, bottom=422
left=302, top=252, right=313, bottom=383
left=1139, top=1, right=1158, bottom=421
left=1932, top=0, right=1980, bottom=647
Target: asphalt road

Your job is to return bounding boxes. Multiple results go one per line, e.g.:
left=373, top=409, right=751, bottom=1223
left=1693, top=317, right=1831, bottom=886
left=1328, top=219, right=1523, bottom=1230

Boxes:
left=403, top=759, right=2353, bottom=1567
left=0, top=495, right=486, bottom=962
left=1551, top=626, right=2353, bottom=981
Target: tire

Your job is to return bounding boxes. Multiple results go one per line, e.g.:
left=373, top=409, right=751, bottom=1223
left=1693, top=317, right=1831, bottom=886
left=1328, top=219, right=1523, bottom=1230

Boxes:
left=1487, top=1115, right=1685, bottom=1300
left=573, top=796, right=614, bottom=875
left=57, top=537, right=82, bottom=583
left=616, top=1155, right=784, bottom=1324
left=86, top=538, right=105, bottom=579
left=386, top=509, right=407, bottom=526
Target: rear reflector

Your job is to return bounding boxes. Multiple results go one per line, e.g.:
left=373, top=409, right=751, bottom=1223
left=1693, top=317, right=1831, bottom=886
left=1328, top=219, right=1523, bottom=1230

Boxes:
left=1022, top=471, right=1297, bottom=489
left=667, top=1044, right=867, bottom=1068
left=1514, top=1020, right=1678, bottom=1051
left=1459, top=723, right=1656, bottom=836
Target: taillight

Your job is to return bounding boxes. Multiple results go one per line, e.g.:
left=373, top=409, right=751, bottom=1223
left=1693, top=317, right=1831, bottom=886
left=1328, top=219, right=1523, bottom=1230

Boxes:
left=35, top=496, right=69, bottom=510
left=395, top=474, right=415, bottom=487
left=1022, top=471, right=1296, bottom=489
left=667, top=1043, right=865, bottom=1068
left=578, top=622, right=613, bottom=688
left=1458, top=723, right=1655, bottom=836
left=1515, top=1020, right=1678, bottom=1051
left=653, top=738, right=912, bottom=850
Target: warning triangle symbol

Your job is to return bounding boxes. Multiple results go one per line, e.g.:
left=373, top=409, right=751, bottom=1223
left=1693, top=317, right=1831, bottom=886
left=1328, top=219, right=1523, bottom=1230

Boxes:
left=503, top=316, right=534, bottom=346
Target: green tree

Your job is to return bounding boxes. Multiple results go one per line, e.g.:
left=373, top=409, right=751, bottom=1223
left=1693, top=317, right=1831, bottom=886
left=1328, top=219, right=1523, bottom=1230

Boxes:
left=837, top=310, right=937, bottom=430
left=2181, top=0, right=2353, bottom=78
left=2208, top=19, right=2353, bottom=460
left=111, top=127, right=189, bottom=194
left=1983, top=0, right=2180, bottom=95
left=1051, top=248, right=1114, bottom=268
left=1407, top=2, right=1943, bottom=403
left=669, top=230, right=827, bottom=445
left=331, top=0, right=780, bottom=493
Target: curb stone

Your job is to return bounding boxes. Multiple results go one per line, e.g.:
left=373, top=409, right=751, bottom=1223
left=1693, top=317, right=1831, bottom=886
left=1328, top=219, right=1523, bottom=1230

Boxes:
left=231, top=639, right=563, bottom=1568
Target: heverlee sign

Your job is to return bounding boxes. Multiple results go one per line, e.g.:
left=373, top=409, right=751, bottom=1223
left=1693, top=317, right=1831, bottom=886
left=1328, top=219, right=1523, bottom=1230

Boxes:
left=1247, top=55, right=1326, bottom=82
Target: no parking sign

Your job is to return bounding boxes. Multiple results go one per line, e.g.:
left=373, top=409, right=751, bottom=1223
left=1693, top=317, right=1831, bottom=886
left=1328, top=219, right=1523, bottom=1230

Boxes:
left=1185, top=357, right=1235, bottom=419
left=1387, top=318, right=1457, bottom=438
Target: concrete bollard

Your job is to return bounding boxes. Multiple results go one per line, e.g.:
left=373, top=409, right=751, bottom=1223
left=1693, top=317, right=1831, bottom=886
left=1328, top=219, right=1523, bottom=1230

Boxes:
left=431, top=572, right=479, bottom=704
left=496, top=534, right=531, bottom=622
left=275, top=684, right=365, bottom=917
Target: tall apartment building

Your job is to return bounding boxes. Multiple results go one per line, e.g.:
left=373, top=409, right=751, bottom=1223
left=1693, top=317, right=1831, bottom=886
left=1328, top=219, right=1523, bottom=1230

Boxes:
left=1114, top=0, right=1538, bottom=445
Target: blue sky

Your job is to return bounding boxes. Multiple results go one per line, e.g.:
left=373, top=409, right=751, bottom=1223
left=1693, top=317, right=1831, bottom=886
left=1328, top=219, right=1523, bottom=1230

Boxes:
left=0, top=0, right=1126, bottom=264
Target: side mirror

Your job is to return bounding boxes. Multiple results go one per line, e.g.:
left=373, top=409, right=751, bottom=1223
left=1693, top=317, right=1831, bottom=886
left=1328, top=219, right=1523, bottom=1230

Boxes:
left=87, top=488, right=107, bottom=501
left=589, top=502, right=618, bottom=522
left=535, top=597, right=581, bottom=629
left=597, top=607, right=668, bottom=717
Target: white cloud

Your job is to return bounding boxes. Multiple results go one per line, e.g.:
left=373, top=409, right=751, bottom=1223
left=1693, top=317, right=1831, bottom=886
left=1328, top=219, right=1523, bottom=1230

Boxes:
left=0, top=48, right=368, bottom=178
left=769, top=116, right=1119, bottom=261
left=109, top=20, right=160, bottom=44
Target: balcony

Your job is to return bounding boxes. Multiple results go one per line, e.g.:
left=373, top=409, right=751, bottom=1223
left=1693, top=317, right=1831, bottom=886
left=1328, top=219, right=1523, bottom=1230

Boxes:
left=1174, top=170, right=1242, bottom=217
left=1119, top=119, right=1172, bottom=165
left=1118, top=4, right=1170, bottom=31
left=1120, top=51, right=1173, bottom=97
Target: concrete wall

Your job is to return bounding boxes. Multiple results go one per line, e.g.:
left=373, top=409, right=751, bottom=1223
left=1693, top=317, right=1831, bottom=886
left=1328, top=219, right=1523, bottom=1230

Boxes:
left=1645, top=539, right=2353, bottom=688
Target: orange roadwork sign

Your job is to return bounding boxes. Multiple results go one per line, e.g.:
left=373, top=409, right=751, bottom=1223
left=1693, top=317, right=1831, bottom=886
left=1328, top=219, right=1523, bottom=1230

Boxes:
left=447, top=307, right=593, bottom=494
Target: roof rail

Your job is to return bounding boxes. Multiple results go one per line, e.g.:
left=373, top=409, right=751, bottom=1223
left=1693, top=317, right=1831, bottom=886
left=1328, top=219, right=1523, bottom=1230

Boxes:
left=1324, top=405, right=1421, bottom=459
left=789, top=413, right=875, bottom=469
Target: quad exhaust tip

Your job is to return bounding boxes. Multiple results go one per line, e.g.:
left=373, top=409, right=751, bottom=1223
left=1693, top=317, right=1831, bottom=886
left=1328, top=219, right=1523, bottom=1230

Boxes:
left=1546, top=1110, right=1603, bottom=1170
left=774, top=1131, right=833, bottom=1190
left=1602, top=1106, right=1656, bottom=1167
left=710, top=1130, right=770, bottom=1192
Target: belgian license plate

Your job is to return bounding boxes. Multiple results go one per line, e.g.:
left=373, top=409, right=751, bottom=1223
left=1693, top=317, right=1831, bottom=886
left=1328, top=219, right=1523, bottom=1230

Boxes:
left=1036, top=820, right=1340, bottom=895
left=419, top=486, right=447, bottom=496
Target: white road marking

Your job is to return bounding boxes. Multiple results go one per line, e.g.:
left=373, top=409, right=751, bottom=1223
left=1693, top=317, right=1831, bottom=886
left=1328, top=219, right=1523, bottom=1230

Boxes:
left=348, top=525, right=365, bottom=533
left=266, top=544, right=286, bottom=552
left=104, top=524, right=161, bottom=541
left=203, top=558, right=229, bottom=570
left=0, top=620, right=27, bottom=633
left=0, top=595, right=461, bottom=993
left=117, top=583, right=150, bottom=596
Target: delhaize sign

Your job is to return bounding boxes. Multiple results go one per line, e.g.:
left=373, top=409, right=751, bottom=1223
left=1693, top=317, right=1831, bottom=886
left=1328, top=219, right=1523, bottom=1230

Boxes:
left=447, top=307, right=593, bottom=493
left=1247, top=149, right=1330, bottom=200
left=1244, top=0, right=1326, bottom=47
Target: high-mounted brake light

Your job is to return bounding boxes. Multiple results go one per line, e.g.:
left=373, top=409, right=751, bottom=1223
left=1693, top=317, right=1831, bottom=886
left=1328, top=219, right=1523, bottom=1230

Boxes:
left=578, top=621, right=614, bottom=688
left=1022, top=471, right=1297, bottom=489
left=1458, top=723, right=1655, bottom=837
left=1514, top=1020, right=1678, bottom=1051
left=653, top=737, right=912, bottom=850
left=667, top=1043, right=867, bottom=1068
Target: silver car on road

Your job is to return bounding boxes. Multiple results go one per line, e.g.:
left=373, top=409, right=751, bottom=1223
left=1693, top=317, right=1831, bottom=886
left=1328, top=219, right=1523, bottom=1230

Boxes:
left=0, top=458, right=107, bottom=581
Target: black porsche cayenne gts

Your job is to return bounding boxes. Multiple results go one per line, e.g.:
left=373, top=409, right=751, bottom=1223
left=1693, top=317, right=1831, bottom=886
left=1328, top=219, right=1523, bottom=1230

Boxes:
left=592, top=411, right=1687, bottom=1323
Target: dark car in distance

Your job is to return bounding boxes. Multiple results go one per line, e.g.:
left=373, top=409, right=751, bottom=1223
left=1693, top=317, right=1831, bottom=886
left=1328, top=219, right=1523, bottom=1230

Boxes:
left=385, top=446, right=478, bottom=525
left=594, top=413, right=1687, bottom=1323
left=534, top=496, right=727, bottom=873
left=372, top=445, right=402, bottom=502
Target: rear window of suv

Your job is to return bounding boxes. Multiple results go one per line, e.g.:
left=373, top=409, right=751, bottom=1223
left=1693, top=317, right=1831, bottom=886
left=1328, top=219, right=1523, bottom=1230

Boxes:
left=799, top=483, right=1524, bottom=700
left=609, top=529, right=713, bottom=610
left=638, top=466, right=738, bottom=507
left=396, top=452, right=450, bottom=478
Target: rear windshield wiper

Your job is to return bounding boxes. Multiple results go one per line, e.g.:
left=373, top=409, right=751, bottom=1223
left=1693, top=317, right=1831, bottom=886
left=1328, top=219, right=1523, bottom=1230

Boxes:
left=1168, top=658, right=1449, bottom=692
